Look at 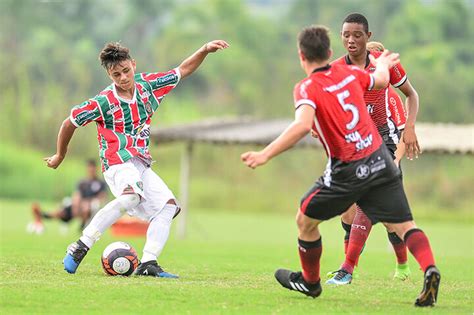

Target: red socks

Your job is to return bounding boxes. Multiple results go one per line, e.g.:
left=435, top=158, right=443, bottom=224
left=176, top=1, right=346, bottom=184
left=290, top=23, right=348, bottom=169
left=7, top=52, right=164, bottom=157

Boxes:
left=298, top=238, right=322, bottom=284
left=404, top=229, right=436, bottom=272
left=388, top=232, right=408, bottom=264
left=341, top=207, right=372, bottom=273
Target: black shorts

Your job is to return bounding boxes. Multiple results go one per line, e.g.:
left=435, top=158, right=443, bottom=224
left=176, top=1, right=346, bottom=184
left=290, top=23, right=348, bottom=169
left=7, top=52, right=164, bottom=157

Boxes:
left=300, top=144, right=412, bottom=224
left=60, top=205, right=73, bottom=223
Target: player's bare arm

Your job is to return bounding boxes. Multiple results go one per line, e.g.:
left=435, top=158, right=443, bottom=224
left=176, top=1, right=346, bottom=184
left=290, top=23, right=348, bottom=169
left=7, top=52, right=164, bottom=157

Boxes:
left=44, top=118, right=77, bottom=169
left=398, top=80, right=421, bottom=160
left=241, top=105, right=314, bottom=169
left=178, top=40, right=229, bottom=80
left=368, top=50, right=400, bottom=89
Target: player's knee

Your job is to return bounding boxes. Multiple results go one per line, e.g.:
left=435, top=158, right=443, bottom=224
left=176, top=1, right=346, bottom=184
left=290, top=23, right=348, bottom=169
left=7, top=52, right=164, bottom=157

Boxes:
left=296, top=211, right=318, bottom=234
left=117, top=193, right=140, bottom=210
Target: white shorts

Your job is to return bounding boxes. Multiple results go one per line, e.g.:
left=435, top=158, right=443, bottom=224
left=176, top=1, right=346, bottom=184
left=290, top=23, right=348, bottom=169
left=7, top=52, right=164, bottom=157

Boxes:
left=103, top=157, right=176, bottom=221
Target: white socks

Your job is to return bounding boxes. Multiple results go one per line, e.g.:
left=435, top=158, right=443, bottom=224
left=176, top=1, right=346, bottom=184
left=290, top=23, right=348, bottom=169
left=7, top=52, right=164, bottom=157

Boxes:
left=80, top=194, right=140, bottom=248
left=141, top=203, right=177, bottom=263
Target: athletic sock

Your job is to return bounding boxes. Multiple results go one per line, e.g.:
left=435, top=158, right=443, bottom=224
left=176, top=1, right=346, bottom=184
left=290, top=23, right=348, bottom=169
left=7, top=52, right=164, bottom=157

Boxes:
left=80, top=194, right=139, bottom=248
left=388, top=232, right=408, bottom=264
left=341, top=207, right=372, bottom=274
left=341, top=221, right=351, bottom=254
left=141, top=204, right=176, bottom=263
left=298, top=237, right=322, bottom=284
left=404, top=229, right=436, bottom=272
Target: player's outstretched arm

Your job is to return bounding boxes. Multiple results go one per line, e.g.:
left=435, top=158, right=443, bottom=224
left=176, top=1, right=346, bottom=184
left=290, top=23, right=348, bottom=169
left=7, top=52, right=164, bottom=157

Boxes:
left=44, top=118, right=77, bottom=169
left=241, top=105, right=314, bottom=169
left=178, top=40, right=229, bottom=80
left=398, top=80, right=421, bottom=160
left=369, top=50, right=400, bottom=89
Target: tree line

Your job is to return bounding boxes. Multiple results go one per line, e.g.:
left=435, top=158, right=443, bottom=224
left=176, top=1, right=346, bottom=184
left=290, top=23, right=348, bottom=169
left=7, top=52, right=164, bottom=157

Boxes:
left=1, top=0, right=473, bottom=156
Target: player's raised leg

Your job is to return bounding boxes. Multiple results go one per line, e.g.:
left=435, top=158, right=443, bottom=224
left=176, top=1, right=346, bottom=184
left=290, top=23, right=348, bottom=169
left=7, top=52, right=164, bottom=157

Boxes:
left=275, top=210, right=322, bottom=298
left=385, top=221, right=440, bottom=306
left=63, top=193, right=139, bottom=273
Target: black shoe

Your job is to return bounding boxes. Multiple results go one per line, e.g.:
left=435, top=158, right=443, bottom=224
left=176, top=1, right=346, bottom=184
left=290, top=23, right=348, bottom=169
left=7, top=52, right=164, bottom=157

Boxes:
left=415, top=266, right=441, bottom=307
left=274, top=269, right=322, bottom=298
left=135, top=261, right=179, bottom=278
left=63, top=240, right=89, bottom=274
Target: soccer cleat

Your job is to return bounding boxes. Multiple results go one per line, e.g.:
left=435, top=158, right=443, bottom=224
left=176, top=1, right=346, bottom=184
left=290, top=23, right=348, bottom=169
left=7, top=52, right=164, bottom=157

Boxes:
left=393, top=263, right=411, bottom=281
left=325, top=269, right=352, bottom=285
left=135, top=261, right=179, bottom=278
left=63, top=240, right=89, bottom=274
left=274, top=269, right=322, bottom=298
left=415, top=266, right=441, bottom=307
left=327, top=266, right=359, bottom=279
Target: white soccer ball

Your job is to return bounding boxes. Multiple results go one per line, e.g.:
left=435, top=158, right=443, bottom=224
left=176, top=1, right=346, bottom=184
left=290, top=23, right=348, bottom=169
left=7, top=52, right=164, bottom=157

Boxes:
left=101, top=241, right=138, bottom=276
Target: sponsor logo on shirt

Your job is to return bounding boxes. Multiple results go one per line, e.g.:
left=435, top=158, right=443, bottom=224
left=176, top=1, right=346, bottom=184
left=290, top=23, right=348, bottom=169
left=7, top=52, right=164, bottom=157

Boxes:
left=135, top=123, right=151, bottom=139
left=367, top=104, right=374, bottom=114
left=106, top=104, right=120, bottom=115
left=76, top=110, right=96, bottom=125
left=345, top=131, right=374, bottom=151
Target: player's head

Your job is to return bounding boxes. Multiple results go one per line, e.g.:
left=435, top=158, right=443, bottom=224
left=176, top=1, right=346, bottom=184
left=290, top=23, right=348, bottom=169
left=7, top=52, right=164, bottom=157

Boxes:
left=99, top=42, right=136, bottom=91
left=86, top=159, right=98, bottom=178
left=297, top=25, right=332, bottom=69
left=341, top=13, right=372, bottom=57
left=367, top=41, right=385, bottom=52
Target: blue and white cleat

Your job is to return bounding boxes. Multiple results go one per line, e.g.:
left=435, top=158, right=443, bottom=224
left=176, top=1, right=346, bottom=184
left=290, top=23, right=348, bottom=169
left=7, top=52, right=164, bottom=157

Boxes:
left=325, top=269, right=352, bottom=285
left=135, top=261, right=179, bottom=278
left=63, top=240, right=89, bottom=274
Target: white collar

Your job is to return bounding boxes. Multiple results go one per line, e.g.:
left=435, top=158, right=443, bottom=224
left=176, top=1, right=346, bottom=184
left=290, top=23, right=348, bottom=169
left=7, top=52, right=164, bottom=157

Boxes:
left=112, top=83, right=136, bottom=104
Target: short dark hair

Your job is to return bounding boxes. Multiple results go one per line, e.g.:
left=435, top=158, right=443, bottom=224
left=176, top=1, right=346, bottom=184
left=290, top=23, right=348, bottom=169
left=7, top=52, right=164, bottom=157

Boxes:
left=297, top=25, right=331, bottom=62
left=99, top=42, right=131, bottom=70
left=343, top=13, right=369, bottom=34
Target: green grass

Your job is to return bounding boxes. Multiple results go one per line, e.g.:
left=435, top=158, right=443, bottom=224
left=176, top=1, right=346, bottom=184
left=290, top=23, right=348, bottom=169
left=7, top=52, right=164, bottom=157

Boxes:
left=0, top=199, right=473, bottom=314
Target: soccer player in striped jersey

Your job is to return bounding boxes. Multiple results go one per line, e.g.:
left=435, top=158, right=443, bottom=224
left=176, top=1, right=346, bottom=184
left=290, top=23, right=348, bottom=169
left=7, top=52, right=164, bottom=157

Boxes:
left=367, top=41, right=408, bottom=164
left=45, top=39, right=229, bottom=277
left=327, top=13, right=421, bottom=284
left=241, top=25, right=439, bottom=307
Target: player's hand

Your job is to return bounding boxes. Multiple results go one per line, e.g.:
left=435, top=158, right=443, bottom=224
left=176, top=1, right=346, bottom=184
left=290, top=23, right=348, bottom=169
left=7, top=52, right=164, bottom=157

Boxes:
left=402, top=126, right=422, bottom=160
left=310, top=130, right=319, bottom=138
left=43, top=154, right=64, bottom=169
left=203, top=40, right=229, bottom=53
left=241, top=151, right=269, bottom=169
left=369, top=50, right=400, bottom=69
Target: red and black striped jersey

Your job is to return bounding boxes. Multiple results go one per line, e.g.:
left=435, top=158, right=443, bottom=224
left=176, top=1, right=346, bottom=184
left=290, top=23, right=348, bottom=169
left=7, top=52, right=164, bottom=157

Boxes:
left=332, top=51, right=407, bottom=142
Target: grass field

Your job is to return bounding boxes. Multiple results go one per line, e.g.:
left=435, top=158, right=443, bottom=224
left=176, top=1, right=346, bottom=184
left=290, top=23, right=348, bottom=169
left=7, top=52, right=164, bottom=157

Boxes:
left=0, top=199, right=473, bottom=314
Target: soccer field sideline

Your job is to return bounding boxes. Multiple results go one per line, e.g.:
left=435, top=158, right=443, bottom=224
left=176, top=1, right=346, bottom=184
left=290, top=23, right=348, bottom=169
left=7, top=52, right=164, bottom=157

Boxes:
left=0, top=199, right=472, bottom=314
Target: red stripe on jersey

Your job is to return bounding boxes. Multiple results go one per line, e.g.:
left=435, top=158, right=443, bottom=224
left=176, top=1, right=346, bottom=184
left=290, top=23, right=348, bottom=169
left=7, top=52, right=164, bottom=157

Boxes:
left=98, top=126, right=123, bottom=166
left=300, top=188, right=321, bottom=214
left=152, top=85, right=174, bottom=99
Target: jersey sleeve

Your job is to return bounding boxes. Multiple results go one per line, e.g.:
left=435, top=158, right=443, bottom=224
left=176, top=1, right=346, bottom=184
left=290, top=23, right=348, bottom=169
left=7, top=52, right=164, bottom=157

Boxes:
left=141, top=68, right=181, bottom=99
left=70, top=98, right=103, bottom=127
left=350, top=66, right=375, bottom=91
left=389, top=62, right=407, bottom=88
left=293, top=80, right=317, bottom=110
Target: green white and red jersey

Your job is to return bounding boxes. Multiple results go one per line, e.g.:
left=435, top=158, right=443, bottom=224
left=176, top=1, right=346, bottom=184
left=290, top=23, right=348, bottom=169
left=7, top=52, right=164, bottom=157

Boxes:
left=70, top=68, right=180, bottom=171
